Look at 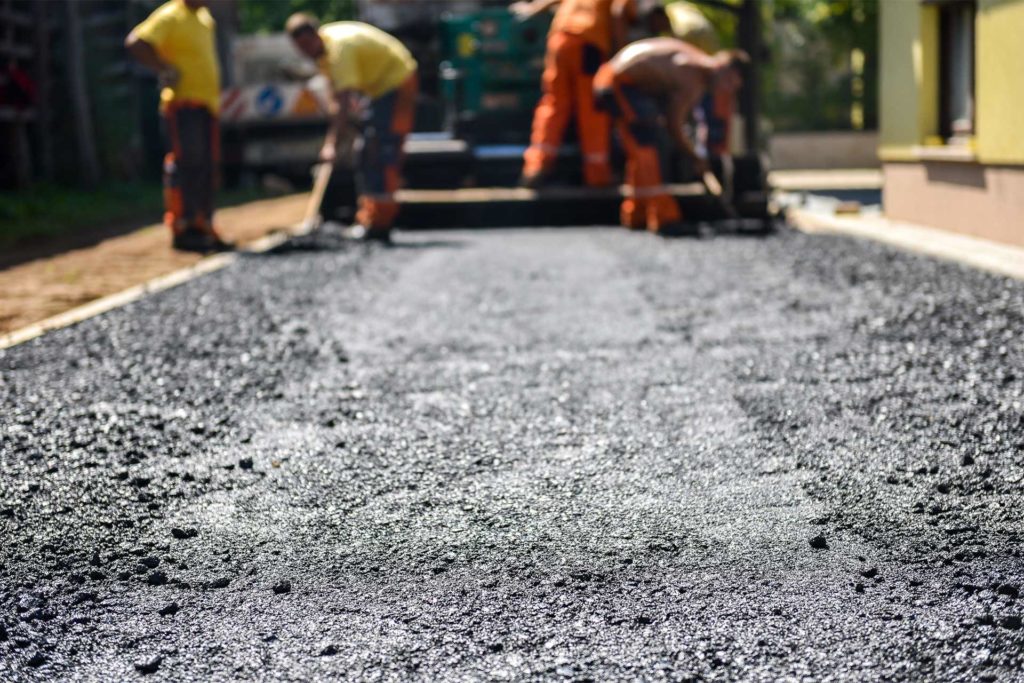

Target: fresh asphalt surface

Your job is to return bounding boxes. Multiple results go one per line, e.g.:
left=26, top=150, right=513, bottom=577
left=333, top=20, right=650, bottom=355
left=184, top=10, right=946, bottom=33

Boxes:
left=1, top=224, right=1022, bottom=681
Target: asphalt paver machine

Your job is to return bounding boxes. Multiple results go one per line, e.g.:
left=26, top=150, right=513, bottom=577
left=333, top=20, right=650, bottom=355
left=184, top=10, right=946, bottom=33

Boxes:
left=324, top=0, right=776, bottom=232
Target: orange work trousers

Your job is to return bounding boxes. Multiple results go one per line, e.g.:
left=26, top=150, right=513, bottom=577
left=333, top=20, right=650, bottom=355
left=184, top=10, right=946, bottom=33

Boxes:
left=593, top=64, right=681, bottom=232
left=162, top=101, right=219, bottom=235
left=523, top=31, right=612, bottom=187
left=356, top=73, right=418, bottom=230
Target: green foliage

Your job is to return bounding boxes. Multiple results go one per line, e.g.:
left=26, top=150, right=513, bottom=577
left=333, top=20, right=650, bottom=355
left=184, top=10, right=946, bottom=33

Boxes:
left=761, top=0, right=878, bottom=132
left=0, top=183, right=164, bottom=246
left=239, top=0, right=357, bottom=34
left=0, top=184, right=271, bottom=247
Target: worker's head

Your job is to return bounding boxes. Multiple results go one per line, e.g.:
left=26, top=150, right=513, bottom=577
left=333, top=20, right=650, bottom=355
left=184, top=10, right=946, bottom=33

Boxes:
left=286, top=13, right=325, bottom=59
left=712, top=49, right=749, bottom=94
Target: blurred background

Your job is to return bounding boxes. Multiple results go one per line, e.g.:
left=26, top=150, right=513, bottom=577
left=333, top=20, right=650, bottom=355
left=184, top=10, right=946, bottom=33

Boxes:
left=2, top=0, right=1021, bottom=254
left=0, top=0, right=878, bottom=238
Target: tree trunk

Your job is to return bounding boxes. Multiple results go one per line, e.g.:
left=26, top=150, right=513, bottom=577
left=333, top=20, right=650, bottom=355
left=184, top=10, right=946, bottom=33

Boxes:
left=66, top=0, right=101, bottom=188
left=33, top=0, right=53, bottom=181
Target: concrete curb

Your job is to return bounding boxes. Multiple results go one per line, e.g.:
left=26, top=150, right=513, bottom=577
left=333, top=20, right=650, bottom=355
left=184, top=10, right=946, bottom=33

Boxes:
left=788, top=206, right=1024, bottom=281
left=0, top=224, right=308, bottom=351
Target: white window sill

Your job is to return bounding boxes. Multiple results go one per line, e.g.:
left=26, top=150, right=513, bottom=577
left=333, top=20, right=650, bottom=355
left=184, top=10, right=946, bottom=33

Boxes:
left=910, top=145, right=977, bottom=163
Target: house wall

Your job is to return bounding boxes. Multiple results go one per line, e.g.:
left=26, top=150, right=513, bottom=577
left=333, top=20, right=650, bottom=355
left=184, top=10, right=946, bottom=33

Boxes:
left=878, top=0, right=1024, bottom=247
left=884, top=163, right=1024, bottom=247
left=976, top=0, right=1024, bottom=165
left=878, top=1, right=936, bottom=156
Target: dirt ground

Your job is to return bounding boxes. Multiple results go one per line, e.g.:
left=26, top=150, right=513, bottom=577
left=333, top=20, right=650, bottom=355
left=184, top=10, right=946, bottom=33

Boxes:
left=0, top=193, right=307, bottom=335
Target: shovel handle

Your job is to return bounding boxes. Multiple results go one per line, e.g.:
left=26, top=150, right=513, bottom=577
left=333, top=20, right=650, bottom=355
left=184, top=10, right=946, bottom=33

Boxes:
left=702, top=170, right=723, bottom=197
left=302, top=162, right=334, bottom=231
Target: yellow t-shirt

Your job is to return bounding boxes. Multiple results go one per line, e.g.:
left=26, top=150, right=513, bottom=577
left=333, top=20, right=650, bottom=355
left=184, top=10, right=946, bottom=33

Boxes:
left=317, top=22, right=417, bottom=99
left=132, top=0, right=220, bottom=113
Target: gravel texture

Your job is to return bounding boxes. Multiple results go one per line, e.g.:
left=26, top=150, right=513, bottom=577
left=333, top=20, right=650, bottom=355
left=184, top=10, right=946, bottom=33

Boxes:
left=1, top=226, right=1022, bottom=681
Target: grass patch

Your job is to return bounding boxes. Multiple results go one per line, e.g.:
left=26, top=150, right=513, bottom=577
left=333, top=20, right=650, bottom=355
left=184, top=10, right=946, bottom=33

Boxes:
left=0, top=182, right=274, bottom=248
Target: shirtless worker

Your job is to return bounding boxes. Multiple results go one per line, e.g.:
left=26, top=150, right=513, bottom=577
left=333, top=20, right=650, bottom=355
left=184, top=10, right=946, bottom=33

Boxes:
left=513, top=0, right=636, bottom=188
left=593, top=38, right=747, bottom=234
left=650, top=1, right=735, bottom=159
left=287, top=14, right=417, bottom=243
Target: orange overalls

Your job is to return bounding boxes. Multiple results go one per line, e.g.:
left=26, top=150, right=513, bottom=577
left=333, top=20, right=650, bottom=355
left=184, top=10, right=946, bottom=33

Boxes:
left=163, top=100, right=220, bottom=237
left=523, top=0, right=634, bottom=187
left=593, top=63, right=682, bottom=232
left=355, top=73, right=418, bottom=230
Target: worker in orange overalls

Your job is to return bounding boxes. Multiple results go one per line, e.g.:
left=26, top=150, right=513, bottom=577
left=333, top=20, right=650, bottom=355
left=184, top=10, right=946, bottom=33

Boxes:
left=126, top=0, right=232, bottom=252
left=513, top=0, right=637, bottom=188
left=287, top=13, right=418, bottom=243
left=593, top=39, right=747, bottom=233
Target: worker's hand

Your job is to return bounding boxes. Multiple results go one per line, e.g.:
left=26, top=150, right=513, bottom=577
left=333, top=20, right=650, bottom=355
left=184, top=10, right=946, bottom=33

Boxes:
left=510, top=1, right=534, bottom=19
left=319, top=142, right=337, bottom=164
left=157, top=65, right=180, bottom=89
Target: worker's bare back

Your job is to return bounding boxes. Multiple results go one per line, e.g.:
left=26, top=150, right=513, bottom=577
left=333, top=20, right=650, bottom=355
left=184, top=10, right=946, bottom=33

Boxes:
left=610, top=37, right=713, bottom=96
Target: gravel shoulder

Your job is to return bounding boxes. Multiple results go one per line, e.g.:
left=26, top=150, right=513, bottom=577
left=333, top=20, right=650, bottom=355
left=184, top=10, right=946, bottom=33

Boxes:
left=1, top=225, right=1022, bottom=681
left=0, top=194, right=306, bottom=335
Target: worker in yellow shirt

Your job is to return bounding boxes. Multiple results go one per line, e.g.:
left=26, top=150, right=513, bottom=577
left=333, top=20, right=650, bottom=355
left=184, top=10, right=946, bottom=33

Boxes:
left=125, top=0, right=231, bottom=252
left=287, top=14, right=418, bottom=243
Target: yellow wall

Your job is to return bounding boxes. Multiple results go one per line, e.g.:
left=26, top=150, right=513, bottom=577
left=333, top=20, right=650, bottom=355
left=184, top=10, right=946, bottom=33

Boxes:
left=976, top=0, right=1024, bottom=165
left=879, top=1, right=916, bottom=151
left=879, top=0, right=1024, bottom=165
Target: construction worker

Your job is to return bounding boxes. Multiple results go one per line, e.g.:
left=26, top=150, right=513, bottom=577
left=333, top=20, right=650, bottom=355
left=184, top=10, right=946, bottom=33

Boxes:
left=648, top=1, right=733, bottom=157
left=513, top=0, right=637, bottom=188
left=593, top=39, right=747, bottom=233
left=126, top=0, right=231, bottom=253
left=286, top=14, right=418, bottom=243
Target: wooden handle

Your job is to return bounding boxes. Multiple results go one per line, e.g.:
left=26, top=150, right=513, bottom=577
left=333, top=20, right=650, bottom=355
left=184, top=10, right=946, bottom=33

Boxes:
left=702, top=170, right=723, bottom=197
left=302, top=162, right=334, bottom=230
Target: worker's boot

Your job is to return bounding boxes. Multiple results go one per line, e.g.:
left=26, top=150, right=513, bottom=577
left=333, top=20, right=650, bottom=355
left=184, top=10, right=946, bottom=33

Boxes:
left=172, top=223, right=234, bottom=253
left=195, top=217, right=235, bottom=253
left=654, top=222, right=702, bottom=238
left=518, top=169, right=552, bottom=190
left=173, top=227, right=215, bottom=253
left=620, top=200, right=647, bottom=231
left=343, top=223, right=392, bottom=244
left=204, top=231, right=235, bottom=252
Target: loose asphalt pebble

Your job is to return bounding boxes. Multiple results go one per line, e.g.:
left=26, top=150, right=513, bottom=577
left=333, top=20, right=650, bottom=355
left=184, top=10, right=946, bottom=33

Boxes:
left=146, top=571, right=167, bottom=587
left=1, top=226, right=1022, bottom=680
left=134, top=655, right=162, bottom=674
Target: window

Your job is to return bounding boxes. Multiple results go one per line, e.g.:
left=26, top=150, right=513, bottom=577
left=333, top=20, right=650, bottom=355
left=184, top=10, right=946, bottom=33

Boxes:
left=938, top=0, right=976, bottom=143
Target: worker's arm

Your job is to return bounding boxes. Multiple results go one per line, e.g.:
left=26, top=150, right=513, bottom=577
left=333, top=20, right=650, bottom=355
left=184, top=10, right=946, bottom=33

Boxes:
left=320, top=89, right=359, bottom=164
left=124, top=32, right=179, bottom=88
left=610, top=0, right=636, bottom=53
left=666, top=92, right=707, bottom=174
left=510, top=0, right=561, bottom=21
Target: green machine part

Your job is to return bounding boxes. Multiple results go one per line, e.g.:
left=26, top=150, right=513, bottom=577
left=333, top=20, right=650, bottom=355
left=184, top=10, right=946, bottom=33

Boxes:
left=439, top=7, right=551, bottom=144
